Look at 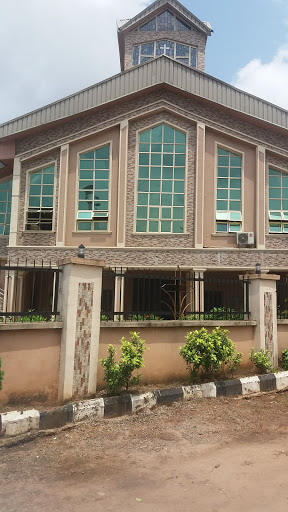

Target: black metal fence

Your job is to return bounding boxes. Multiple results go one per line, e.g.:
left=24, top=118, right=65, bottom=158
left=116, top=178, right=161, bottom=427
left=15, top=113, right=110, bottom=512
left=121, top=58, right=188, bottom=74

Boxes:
left=0, top=260, right=61, bottom=322
left=277, top=275, right=288, bottom=319
left=101, top=268, right=250, bottom=321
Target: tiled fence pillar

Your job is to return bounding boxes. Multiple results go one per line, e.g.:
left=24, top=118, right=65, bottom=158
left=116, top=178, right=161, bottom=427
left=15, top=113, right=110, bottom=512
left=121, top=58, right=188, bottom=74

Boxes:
left=248, top=274, right=280, bottom=366
left=58, top=258, right=105, bottom=402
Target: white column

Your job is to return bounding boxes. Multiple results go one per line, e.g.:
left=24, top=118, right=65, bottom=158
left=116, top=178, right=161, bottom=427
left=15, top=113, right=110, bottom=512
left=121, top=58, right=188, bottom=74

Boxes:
left=56, top=144, right=69, bottom=246
left=117, top=120, right=128, bottom=247
left=194, top=123, right=205, bottom=248
left=248, top=274, right=279, bottom=366
left=58, top=257, right=105, bottom=401
left=256, top=146, right=265, bottom=249
left=8, top=157, right=21, bottom=247
left=193, top=268, right=206, bottom=313
left=114, top=268, right=125, bottom=321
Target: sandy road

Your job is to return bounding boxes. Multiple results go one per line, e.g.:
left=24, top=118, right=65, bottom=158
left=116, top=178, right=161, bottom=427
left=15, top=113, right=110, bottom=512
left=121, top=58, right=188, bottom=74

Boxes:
left=1, top=392, right=288, bottom=511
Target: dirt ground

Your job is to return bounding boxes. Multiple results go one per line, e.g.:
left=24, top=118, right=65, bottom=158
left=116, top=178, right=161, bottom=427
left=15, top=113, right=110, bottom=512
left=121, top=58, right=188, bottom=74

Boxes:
left=1, top=392, right=288, bottom=512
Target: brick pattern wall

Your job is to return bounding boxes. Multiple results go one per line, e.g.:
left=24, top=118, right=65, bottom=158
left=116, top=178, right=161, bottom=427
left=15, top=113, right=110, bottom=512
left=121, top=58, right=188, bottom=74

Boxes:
left=126, top=112, right=196, bottom=248
left=18, top=150, right=60, bottom=247
left=7, top=246, right=288, bottom=270
left=72, top=282, right=94, bottom=396
left=124, top=29, right=207, bottom=71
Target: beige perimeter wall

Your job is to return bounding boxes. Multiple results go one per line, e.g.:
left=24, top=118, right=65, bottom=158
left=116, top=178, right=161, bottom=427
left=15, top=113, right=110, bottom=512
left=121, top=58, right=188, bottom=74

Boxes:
left=0, top=327, right=61, bottom=404
left=98, top=324, right=255, bottom=388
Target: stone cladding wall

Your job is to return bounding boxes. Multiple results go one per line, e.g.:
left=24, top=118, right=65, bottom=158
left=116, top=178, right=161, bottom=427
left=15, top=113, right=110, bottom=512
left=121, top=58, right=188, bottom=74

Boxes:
left=73, top=282, right=94, bottom=396
left=126, top=112, right=196, bottom=248
left=123, top=28, right=207, bottom=71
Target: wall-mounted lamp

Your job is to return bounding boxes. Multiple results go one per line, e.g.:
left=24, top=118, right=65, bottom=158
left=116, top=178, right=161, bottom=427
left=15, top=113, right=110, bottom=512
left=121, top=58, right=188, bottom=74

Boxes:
left=255, top=262, right=261, bottom=274
left=0, top=161, right=6, bottom=169
left=78, top=244, right=85, bottom=258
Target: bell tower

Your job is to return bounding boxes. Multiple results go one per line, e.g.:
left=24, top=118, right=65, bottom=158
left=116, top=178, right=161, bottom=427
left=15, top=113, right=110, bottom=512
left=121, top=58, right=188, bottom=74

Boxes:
left=117, top=0, right=212, bottom=72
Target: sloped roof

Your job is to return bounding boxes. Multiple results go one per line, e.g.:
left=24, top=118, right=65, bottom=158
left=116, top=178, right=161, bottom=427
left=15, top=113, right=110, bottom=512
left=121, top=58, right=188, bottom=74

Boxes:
left=1, top=55, right=288, bottom=139
left=117, top=0, right=212, bottom=36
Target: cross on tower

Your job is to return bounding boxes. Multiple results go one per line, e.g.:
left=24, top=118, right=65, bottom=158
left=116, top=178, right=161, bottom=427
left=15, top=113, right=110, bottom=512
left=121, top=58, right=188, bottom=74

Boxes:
left=160, top=43, right=170, bottom=54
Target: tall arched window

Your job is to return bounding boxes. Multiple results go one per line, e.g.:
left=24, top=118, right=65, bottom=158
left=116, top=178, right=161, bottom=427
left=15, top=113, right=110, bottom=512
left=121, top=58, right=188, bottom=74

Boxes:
left=136, top=124, right=186, bottom=234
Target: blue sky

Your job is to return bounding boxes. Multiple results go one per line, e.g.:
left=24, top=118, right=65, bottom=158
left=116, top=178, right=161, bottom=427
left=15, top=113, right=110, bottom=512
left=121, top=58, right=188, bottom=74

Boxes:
left=1, top=0, right=288, bottom=124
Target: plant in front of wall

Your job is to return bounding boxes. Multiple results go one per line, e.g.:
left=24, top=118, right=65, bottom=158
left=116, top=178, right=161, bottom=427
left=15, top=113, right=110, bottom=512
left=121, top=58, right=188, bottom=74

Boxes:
left=179, top=327, right=242, bottom=383
left=0, top=357, right=4, bottom=391
left=249, top=348, right=275, bottom=374
left=281, top=349, right=288, bottom=370
left=16, top=310, right=48, bottom=322
left=100, top=332, right=149, bottom=395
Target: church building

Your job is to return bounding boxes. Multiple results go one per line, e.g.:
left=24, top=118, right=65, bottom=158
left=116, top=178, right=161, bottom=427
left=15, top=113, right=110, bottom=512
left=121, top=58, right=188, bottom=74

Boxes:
left=1, top=0, right=288, bottom=319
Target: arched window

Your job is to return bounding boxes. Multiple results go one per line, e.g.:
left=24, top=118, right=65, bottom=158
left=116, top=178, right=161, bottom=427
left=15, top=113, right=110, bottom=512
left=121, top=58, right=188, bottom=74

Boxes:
left=0, top=179, right=12, bottom=235
left=136, top=124, right=186, bottom=234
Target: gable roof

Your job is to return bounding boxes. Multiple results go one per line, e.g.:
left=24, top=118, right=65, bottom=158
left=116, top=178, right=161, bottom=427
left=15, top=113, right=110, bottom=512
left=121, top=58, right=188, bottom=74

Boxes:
left=117, top=0, right=212, bottom=36
left=1, top=55, right=288, bottom=139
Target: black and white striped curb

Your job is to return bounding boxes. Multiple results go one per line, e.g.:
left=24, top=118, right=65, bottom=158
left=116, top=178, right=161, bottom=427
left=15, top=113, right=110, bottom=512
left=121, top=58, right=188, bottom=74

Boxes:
left=1, top=371, right=288, bottom=438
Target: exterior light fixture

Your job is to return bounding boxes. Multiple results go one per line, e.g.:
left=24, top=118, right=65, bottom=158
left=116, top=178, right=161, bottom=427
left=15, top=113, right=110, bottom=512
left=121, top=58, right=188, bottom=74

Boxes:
left=78, top=244, right=85, bottom=258
left=255, top=262, right=261, bottom=274
left=0, top=161, right=6, bottom=169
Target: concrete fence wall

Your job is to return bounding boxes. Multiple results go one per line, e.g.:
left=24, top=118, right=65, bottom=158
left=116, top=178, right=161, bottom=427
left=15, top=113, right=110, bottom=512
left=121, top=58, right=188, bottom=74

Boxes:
left=0, top=323, right=62, bottom=404
left=97, top=321, right=257, bottom=388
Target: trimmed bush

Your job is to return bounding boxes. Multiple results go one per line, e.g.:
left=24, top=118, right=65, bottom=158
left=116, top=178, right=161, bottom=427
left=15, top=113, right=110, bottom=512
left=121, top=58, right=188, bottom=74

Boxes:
left=179, top=327, right=242, bottom=383
left=282, top=349, right=288, bottom=371
left=249, top=348, right=275, bottom=374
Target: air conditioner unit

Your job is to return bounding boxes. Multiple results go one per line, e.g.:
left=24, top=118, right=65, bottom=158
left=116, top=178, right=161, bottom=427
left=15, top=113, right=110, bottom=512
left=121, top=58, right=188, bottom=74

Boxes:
left=236, top=232, right=254, bottom=245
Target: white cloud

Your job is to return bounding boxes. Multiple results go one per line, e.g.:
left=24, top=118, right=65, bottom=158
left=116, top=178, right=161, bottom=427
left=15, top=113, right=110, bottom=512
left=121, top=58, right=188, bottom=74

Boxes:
left=232, top=45, right=288, bottom=110
left=0, top=0, right=150, bottom=124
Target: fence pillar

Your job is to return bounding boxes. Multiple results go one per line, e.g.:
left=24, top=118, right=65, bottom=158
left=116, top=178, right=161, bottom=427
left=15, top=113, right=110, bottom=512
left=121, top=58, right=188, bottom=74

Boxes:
left=58, top=257, right=105, bottom=402
left=193, top=268, right=206, bottom=313
left=114, top=268, right=125, bottom=321
left=248, top=274, right=280, bottom=366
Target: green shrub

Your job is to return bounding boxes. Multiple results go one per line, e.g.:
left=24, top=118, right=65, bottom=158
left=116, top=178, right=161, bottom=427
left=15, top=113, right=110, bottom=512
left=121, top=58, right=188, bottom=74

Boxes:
left=100, top=332, right=148, bottom=395
left=179, top=327, right=242, bottom=383
left=281, top=349, right=288, bottom=370
left=249, top=348, right=275, bottom=374
left=0, top=357, right=4, bottom=391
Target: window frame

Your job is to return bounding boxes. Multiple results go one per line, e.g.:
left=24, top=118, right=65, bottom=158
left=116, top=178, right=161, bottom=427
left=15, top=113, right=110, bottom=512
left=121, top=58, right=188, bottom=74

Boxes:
left=75, top=141, right=113, bottom=233
left=139, top=10, right=191, bottom=32
left=132, top=39, right=197, bottom=68
left=268, top=165, right=288, bottom=234
left=24, top=161, right=57, bottom=232
left=214, top=143, right=244, bottom=235
left=134, top=121, right=188, bottom=235
left=0, top=177, right=12, bottom=236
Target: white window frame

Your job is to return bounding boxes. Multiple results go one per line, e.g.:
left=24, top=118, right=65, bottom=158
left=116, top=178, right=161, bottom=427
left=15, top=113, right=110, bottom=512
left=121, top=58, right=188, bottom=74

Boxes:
left=134, top=121, right=188, bottom=235
left=0, top=177, right=12, bottom=236
left=75, top=141, right=112, bottom=233
left=132, top=40, right=197, bottom=68
left=24, top=161, right=57, bottom=232
left=268, top=165, right=288, bottom=234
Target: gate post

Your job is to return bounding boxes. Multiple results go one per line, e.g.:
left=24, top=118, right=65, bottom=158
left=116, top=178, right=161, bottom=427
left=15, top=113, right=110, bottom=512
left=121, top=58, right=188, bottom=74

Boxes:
left=248, top=273, right=280, bottom=366
left=57, top=257, right=105, bottom=402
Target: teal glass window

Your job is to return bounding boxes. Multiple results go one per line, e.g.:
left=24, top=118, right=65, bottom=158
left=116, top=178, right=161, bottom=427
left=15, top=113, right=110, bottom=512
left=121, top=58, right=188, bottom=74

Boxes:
left=0, top=179, right=12, bottom=235
left=216, top=148, right=242, bottom=233
left=133, top=39, right=197, bottom=67
left=26, top=165, right=54, bottom=230
left=77, top=145, right=110, bottom=231
left=269, top=167, right=288, bottom=233
left=136, top=124, right=186, bottom=233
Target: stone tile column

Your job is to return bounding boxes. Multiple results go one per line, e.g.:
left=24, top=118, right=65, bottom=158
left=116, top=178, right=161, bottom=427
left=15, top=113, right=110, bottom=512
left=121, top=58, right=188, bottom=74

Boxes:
left=248, top=274, right=280, bottom=366
left=58, top=257, right=105, bottom=402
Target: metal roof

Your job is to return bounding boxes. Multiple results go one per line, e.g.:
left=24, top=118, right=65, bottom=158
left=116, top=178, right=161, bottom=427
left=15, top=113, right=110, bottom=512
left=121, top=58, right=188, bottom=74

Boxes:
left=1, top=55, right=288, bottom=139
left=117, top=0, right=212, bottom=35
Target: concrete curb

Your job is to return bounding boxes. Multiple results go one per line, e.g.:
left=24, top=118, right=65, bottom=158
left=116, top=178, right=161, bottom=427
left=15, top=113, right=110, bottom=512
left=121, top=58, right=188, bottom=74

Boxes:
left=1, top=371, right=288, bottom=439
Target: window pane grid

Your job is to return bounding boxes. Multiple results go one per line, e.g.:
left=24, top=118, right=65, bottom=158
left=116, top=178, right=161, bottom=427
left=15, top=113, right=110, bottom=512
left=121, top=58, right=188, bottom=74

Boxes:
left=216, top=148, right=242, bottom=233
left=26, top=166, right=54, bottom=231
left=77, top=145, right=110, bottom=231
left=269, top=167, right=288, bottom=233
left=134, top=40, right=197, bottom=67
left=140, top=10, right=191, bottom=32
left=136, top=124, right=186, bottom=234
left=0, top=179, right=12, bottom=235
